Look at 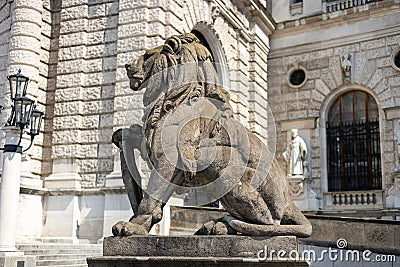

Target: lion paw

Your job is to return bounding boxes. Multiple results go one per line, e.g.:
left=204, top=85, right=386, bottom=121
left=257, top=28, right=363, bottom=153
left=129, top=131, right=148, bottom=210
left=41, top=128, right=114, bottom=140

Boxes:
left=194, top=220, right=237, bottom=235
left=112, top=221, right=148, bottom=236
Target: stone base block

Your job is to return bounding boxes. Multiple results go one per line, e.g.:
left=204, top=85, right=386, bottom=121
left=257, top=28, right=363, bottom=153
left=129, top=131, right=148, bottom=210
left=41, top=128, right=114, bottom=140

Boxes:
left=87, top=256, right=310, bottom=266
left=103, top=235, right=297, bottom=257
left=87, top=235, right=309, bottom=266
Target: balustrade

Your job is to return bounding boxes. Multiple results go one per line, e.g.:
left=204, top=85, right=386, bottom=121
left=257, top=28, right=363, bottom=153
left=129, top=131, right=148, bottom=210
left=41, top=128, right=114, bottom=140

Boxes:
left=326, top=0, right=377, bottom=13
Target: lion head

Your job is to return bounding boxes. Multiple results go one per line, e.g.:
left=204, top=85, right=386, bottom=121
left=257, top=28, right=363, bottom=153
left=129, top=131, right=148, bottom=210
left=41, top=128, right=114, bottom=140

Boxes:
left=125, top=33, right=230, bottom=107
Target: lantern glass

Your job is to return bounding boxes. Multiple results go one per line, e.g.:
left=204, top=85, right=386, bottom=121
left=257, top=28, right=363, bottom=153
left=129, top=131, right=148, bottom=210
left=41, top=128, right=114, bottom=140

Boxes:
left=7, top=69, right=29, bottom=99
left=6, top=106, right=15, bottom=126
left=29, top=108, right=44, bottom=136
left=14, top=96, right=34, bottom=128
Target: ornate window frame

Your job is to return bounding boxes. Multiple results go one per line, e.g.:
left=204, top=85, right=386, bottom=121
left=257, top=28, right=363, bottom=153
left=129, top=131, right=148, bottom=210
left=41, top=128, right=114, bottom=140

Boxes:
left=286, top=65, right=308, bottom=88
left=391, top=46, right=400, bottom=72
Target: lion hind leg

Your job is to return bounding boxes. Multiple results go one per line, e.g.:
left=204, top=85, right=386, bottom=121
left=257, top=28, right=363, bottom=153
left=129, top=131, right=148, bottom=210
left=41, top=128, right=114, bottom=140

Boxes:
left=224, top=215, right=312, bottom=238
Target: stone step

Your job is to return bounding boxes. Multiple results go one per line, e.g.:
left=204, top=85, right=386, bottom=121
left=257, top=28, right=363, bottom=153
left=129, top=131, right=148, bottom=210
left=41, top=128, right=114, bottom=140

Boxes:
left=17, top=243, right=102, bottom=267
left=18, top=244, right=102, bottom=250
left=22, top=249, right=102, bottom=255
left=36, top=258, right=88, bottom=266
left=36, top=254, right=102, bottom=260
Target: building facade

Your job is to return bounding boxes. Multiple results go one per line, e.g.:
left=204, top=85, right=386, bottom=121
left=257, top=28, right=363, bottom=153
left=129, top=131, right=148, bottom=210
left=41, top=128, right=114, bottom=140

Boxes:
left=269, top=0, right=400, bottom=213
left=0, top=0, right=399, bottom=244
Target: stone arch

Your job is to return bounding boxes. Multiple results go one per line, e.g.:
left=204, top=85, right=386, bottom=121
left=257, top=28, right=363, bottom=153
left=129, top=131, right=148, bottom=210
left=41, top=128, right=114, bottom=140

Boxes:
left=191, top=22, right=229, bottom=89
left=319, top=84, right=385, bottom=194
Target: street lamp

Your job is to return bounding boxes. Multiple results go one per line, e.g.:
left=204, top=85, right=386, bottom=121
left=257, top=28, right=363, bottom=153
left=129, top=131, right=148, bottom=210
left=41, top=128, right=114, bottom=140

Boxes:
left=7, top=69, right=29, bottom=99
left=24, top=106, right=45, bottom=152
left=29, top=107, right=45, bottom=136
left=13, top=96, right=34, bottom=128
left=1, top=69, right=43, bottom=151
left=0, top=69, right=44, bottom=253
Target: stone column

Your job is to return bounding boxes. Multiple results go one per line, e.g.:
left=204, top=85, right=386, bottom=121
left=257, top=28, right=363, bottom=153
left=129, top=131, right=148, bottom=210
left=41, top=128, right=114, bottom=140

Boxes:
left=7, top=0, right=43, bottom=182
left=0, top=127, right=36, bottom=262
left=4, top=0, right=45, bottom=244
left=0, top=127, right=23, bottom=252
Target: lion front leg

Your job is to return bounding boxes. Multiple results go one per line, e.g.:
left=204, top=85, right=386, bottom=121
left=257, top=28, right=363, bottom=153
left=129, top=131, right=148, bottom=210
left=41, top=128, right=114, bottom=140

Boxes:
left=112, top=156, right=184, bottom=236
left=112, top=216, right=151, bottom=236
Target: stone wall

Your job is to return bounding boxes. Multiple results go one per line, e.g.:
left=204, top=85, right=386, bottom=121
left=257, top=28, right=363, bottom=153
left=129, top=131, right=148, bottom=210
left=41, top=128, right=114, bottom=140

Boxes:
left=305, top=215, right=400, bottom=255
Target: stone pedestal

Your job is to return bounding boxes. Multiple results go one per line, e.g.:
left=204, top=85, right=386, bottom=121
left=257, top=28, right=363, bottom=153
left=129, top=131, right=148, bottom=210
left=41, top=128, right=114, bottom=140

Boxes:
left=387, top=171, right=400, bottom=208
left=0, top=252, right=36, bottom=267
left=288, top=176, right=319, bottom=211
left=87, top=236, right=309, bottom=266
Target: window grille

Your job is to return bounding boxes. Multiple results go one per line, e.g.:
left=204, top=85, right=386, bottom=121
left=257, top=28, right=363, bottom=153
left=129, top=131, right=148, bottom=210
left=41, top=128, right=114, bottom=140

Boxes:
left=327, top=91, right=381, bottom=192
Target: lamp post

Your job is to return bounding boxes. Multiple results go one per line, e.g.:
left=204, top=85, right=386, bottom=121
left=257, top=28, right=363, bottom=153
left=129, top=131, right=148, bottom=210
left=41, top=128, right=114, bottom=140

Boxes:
left=0, top=69, right=44, bottom=253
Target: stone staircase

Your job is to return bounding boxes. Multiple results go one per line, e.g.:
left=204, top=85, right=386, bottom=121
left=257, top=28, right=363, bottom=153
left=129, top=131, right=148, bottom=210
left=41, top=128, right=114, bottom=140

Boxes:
left=17, top=243, right=102, bottom=267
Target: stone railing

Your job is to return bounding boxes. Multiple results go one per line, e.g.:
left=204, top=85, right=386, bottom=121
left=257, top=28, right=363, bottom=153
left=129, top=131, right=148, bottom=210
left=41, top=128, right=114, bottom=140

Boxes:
left=324, top=190, right=384, bottom=210
left=325, top=0, right=377, bottom=13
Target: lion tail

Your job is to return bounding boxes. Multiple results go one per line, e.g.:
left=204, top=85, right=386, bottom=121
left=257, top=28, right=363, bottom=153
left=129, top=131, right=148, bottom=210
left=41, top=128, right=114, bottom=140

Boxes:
left=225, top=216, right=312, bottom=238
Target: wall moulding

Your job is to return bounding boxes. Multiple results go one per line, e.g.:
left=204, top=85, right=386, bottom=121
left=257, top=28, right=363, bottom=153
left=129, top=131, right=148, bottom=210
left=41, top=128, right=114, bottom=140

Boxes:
left=384, top=106, right=400, bottom=120
left=280, top=117, right=317, bottom=130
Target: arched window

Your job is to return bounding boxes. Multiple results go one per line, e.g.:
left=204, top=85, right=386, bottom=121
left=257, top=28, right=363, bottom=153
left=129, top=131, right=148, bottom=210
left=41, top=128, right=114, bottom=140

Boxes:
left=327, top=90, right=381, bottom=192
left=191, top=27, right=228, bottom=88
left=192, top=29, right=213, bottom=58
left=191, top=29, right=220, bottom=76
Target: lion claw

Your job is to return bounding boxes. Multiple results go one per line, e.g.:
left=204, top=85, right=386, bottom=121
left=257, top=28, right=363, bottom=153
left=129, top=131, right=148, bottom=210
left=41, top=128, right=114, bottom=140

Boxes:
left=112, top=221, right=148, bottom=236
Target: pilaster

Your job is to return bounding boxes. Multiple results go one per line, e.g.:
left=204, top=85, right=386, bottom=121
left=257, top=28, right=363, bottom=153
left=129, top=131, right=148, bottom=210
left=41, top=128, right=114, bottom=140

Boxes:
left=42, top=158, right=81, bottom=243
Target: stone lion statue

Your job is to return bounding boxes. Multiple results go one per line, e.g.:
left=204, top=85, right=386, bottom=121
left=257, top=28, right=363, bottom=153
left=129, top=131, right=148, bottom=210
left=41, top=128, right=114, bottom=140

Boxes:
left=111, top=33, right=312, bottom=237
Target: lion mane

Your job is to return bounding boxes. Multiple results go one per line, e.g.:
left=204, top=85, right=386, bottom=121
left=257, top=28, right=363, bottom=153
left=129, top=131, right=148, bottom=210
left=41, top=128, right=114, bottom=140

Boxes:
left=138, top=33, right=230, bottom=111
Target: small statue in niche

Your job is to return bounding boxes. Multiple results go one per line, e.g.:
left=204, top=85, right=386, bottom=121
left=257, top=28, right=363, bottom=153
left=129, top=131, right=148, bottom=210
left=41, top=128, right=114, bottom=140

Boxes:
left=396, top=134, right=400, bottom=166
left=282, top=129, right=308, bottom=177
left=341, top=54, right=352, bottom=81
left=211, top=4, right=220, bottom=22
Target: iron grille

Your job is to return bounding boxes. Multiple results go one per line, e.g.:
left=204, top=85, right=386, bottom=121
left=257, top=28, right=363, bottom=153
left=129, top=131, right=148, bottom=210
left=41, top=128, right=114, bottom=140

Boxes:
left=327, top=119, right=381, bottom=192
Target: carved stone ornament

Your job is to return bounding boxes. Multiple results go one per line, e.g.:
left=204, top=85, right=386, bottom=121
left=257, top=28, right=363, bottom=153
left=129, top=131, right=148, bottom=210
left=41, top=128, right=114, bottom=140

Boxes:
left=341, top=53, right=352, bottom=81
left=211, top=3, right=220, bottom=22
left=288, top=180, right=304, bottom=197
